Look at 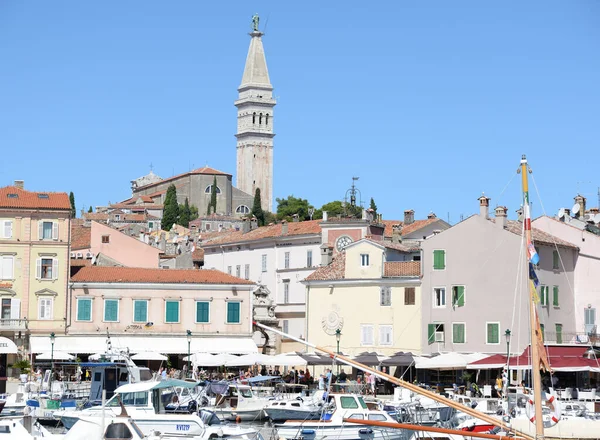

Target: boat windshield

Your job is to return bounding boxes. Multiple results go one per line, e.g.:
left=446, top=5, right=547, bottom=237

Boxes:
left=107, top=392, right=148, bottom=407
left=357, top=396, right=368, bottom=409
left=232, top=387, right=253, bottom=398
left=340, top=396, right=359, bottom=409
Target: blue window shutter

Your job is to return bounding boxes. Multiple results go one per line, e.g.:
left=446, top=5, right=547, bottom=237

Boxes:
left=134, top=301, right=147, bottom=322
left=196, top=302, right=209, bottom=323
left=78, top=299, right=91, bottom=321
left=227, top=302, right=240, bottom=323
left=105, top=300, right=118, bottom=322
left=166, top=301, right=179, bottom=323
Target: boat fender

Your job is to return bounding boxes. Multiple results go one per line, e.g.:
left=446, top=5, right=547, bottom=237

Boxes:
left=359, top=428, right=374, bottom=434
left=301, top=429, right=316, bottom=435
left=526, top=394, right=560, bottom=428
left=235, top=415, right=242, bottom=423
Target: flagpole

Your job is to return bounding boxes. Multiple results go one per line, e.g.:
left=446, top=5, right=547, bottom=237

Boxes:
left=520, top=154, right=545, bottom=437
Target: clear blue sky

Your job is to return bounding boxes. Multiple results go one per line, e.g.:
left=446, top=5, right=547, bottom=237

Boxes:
left=1, top=1, right=599, bottom=222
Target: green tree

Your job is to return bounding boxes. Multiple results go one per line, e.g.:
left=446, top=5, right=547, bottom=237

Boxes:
left=161, top=184, right=179, bottom=231
left=88, top=206, right=93, bottom=213
left=179, top=198, right=191, bottom=227
left=276, top=195, right=313, bottom=221
left=189, top=204, right=199, bottom=221
left=69, top=192, right=76, bottom=218
left=252, top=188, right=265, bottom=226
left=370, top=197, right=377, bottom=215
left=207, top=176, right=218, bottom=215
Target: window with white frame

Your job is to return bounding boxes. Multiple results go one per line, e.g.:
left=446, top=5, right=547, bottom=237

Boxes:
left=307, top=250, right=313, bottom=267
left=380, top=287, right=391, bottom=306
left=104, top=299, right=119, bottom=322
left=452, top=323, right=466, bottom=344
left=379, top=325, right=393, bottom=346
left=1, top=298, right=19, bottom=320
left=236, top=265, right=241, bottom=278
left=133, top=300, right=148, bottom=323
left=38, top=297, right=53, bottom=320
left=227, top=266, right=232, bottom=275
left=1, top=220, right=13, bottom=239
left=76, top=298, right=92, bottom=322
left=261, top=254, right=267, bottom=272
left=39, top=221, right=58, bottom=240
left=40, top=258, right=54, bottom=279
left=282, top=319, right=289, bottom=335
left=433, top=287, right=446, bottom=307
left=0, top=256, right=14, bottom=280
left=360, top=253, right=370, bottom=267
left=283, top=280, right=290, bottom=304
left=486, top=322, right=500, bottom=344
left=284, top=252, right=290, bottom=269
left=427, top=323, right=445, bottom=344
left=244, top=264, right=250, bottom=280
left=361, top=324, right=374, bottom=345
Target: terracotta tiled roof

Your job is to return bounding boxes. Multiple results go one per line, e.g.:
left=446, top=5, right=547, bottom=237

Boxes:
left=71, top=266, right=253, bottom=285
left=503, top=220, right=578, bottom=249
left=71, top=222, right=91, bottom=250
left=378, top=240, right=421, bottom=252
left=109, top=203, right=164, bottom=210
left=305, top=253, right=346, bottom=281
left=203, top=220, right=322, bottom=246
left=192, top=248, right=204, bottom=261
left=84, top=213, right=109, bottom=221
left=134, top=166, right=230, bottom=191
left=381, top=218, right=441, bottom=237
left=0, top=186, right=71, bottom=210
left=384, top=261, right=421, bottom=277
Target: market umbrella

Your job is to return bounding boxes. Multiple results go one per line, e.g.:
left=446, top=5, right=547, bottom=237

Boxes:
left=36, top=352, right=74, bottom=361
left=131, top=352, right=168, bottom=361
left=225, top=353, right=274, bottom=366
left=297, top=352, right=334, bottom=366
left=271, top=352, right=307, bottom=367
left=185, top=353, right=237, bottom=366
left=381, top=351, right=415, bottom=367
left=351, top=351, right=390, bottom=365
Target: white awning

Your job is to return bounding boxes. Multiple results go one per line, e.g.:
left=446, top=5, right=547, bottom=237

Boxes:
left=415, top=353, right=488, bottom=370
left=0, top=337, right=18, bottom=354
left=30, top=336, right=258, bottom=355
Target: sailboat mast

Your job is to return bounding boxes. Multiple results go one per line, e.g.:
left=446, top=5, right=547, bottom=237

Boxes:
left=520, top=154, right=545, bottom=437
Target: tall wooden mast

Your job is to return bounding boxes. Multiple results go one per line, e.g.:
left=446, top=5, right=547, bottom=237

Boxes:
left=519, top=154, right=544, bottom=438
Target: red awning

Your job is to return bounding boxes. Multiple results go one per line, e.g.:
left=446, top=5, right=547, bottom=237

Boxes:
left=468, top=346, right=600, bottom=371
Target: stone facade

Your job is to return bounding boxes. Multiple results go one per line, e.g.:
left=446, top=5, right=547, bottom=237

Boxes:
left=235, top=31, right=275, bottom=213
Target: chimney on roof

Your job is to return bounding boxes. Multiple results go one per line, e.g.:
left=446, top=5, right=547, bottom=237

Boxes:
left=478, top=194, right=491, bottom=219
left=427, top=212, right=436, bottom=219
left=404, top=210, right=414, bottom=225
left=159, top=233, right=166, bottom=252
left=391, top=224, right=402, bottom=244
left=495, top=206, right=508, bottom=229
left=362, top=209, right=368, bottom=221
left=241, top=217, right=250, bottom=233
left=320, top=244, right=333, bottom=266
left=281, top=220, right=288, bottom=235
left=250, top=216, right=258, bottom=230
left=322, top=211, right=328, bottom=222
left=589, top=207, right=599, bottom=215
left=14, top=180, right=24, bottom=189
left=516, top=207, right=524, bottom=222
left=574, top=194, right=586, bottom=219
left=292, top=214, right=299, bottom=223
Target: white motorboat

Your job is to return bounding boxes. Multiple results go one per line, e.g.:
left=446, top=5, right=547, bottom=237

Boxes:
left=0, top=416, right=57, bottom=440
left=201, top=382, right=272, bottom=422
left=276, top=393, right=405, bottom=440
left=264, top=390, right=325, bottom=422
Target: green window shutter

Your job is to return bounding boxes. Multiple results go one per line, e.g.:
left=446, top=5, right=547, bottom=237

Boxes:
left=487, top=323, right=499, bottom=343
left=433, top=250, right=445, bottom=270
left=553, top=251, right=559, bottom=270
left=227, top=302, right=240, bottom=323
left=427, top=324, right=435, bottom=345
left=77, top=299, right=91, bottom=321
left=165, top=301, right=179, bottom=323
left=196, top=302, right=209, bottom=323
left=540, top=324, right=545, bottom=341
left=458, top=324, right=465, bottom=343
left=457, top=286, right=465, bottom=307
left=553, top=286, right=559, bottom=307
left=134, top=301, right=147, bottom=322
left=556, top=324, right=563, bottom=344
left=105, top=300, right=118, bottom=322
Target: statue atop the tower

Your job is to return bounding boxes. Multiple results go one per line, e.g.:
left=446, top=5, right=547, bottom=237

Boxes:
left=251, top=13, right=259, bottom=32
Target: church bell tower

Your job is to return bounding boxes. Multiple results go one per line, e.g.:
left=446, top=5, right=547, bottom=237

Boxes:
left=235, top=17, right=275, bottom=212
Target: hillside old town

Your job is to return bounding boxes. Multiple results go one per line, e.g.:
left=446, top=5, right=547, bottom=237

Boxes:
left=2, top=13, right=600, bottom=439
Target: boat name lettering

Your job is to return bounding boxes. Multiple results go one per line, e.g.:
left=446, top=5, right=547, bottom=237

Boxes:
left=126, top=324, right=142, bottom=330
left=176, top=425, right=190, bottom=431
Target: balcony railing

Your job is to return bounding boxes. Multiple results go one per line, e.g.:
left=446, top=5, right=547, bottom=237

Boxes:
left=542, top=331, right=600, bottom=345
left=0, top=319, right=28, bottom=331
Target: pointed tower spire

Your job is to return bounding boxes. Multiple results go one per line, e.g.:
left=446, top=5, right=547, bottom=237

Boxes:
left=235, top=15, right=276, bottom=213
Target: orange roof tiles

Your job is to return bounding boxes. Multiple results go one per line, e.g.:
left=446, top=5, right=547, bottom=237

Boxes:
left=204, top=220, right=322, bottom=246
left=381, top=218, right=441, bottom=237
left=305, top=253, right=346, bottom=281
left=0, top=186, right=71, bottom=210
left=71, top=222, right=91, bottom=250
left=84, top=213, right=109, bottom=221
left=505, top=220, right=578, bottom=249
left=192, top=248, right=204, bottom=261
left=71, top=266, right=254, bottom=285
left=384, top=261, right=421, bottom=277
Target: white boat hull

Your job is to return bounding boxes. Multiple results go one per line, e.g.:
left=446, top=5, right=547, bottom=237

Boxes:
left=277, top=423, right=409, bottom=440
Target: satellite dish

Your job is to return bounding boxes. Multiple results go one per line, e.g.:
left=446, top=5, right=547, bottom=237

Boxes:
left=594, top=214, right=600, bottom=224
left=558, top=208, right=565, bottom=219
left=572, top=204, right=580, bottom=215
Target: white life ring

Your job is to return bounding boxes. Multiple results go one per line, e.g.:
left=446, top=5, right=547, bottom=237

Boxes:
left=526, top=393, right=561, bottom=428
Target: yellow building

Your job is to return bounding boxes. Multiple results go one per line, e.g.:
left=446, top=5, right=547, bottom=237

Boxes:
left=0, top=181, right=71, bottom=346
left=303, top=239, right=422, bottom=356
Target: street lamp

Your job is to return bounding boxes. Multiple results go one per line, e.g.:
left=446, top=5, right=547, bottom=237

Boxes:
left=504, top=329, right=511, bottom=388
left=335, top=329, right=341, bottom=374
left=186, top=330, right=192, bottom=378
left=49, top=332, right=55, bottom=392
